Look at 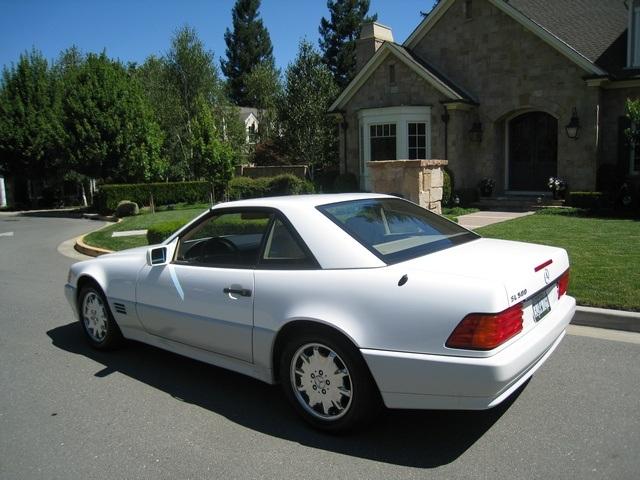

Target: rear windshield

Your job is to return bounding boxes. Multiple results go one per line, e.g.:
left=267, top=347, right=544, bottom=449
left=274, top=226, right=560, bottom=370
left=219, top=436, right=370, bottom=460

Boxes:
left=318, top=198, right=479, bottom=264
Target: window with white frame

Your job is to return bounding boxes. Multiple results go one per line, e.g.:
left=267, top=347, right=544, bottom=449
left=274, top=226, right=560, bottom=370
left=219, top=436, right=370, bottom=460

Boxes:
left=357, top=106, right=432, bottom=189
left=370, top=123, right=397, bottom=160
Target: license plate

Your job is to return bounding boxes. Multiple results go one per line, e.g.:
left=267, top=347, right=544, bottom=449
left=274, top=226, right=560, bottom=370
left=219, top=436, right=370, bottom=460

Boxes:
left=531, top=291, right=551, bottom=322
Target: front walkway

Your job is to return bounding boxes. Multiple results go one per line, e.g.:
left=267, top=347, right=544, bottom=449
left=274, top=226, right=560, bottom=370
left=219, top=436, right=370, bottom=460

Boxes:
left=457, top=210, right=534, bottom=230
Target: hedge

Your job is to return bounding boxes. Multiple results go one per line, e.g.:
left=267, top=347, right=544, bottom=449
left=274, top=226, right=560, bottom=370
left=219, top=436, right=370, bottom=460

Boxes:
left=146, top=216, right=270, bottom=245
left=147, top=220, right=189, bottom=245
left=228, top=174, right=314, bottom=200
left=95, top=181, right=212, bottom=213
left=566, top=191, right=604, bottom=210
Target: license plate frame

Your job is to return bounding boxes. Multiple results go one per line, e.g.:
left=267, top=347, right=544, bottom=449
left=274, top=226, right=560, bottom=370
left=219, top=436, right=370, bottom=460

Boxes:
left=531, top=291, right=551, bottom=322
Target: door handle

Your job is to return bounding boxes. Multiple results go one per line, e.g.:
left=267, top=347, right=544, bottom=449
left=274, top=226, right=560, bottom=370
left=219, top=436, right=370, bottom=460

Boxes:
left=223, top=287, right=252, bottom=297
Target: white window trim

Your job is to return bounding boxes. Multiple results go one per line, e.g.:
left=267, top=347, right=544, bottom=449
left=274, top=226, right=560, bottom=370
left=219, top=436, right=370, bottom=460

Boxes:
left=357, top=106, right=431, bottom=190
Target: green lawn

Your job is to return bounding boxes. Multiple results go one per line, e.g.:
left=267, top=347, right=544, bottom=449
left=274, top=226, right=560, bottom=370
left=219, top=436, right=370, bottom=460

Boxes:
left=84, top=206, right=207, bottom=251
left=477, top=212, right=640, bottom=311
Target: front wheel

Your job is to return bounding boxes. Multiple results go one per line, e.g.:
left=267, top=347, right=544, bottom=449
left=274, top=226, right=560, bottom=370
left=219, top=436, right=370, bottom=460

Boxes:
left=280, top=330, right=380, bottom=432
left=78, top=286, right=123, bottom=350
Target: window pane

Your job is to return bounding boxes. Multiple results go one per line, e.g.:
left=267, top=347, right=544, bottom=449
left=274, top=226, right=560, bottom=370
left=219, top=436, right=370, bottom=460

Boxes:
left=418, top=123, right=426, bottom=135
left=390, top=124, right=396, bottom=135
left=371, top=137, right=396, bottom=160
left=409, top=123, right=416, bottom=135
left=319, top=198, right=478, bottom=264
left=417, top=147, right=426, bottom=159
left=370, top=125, right=375, bottom=137
left=409, top=135, right=416, bottom=148
left=408, top=148, right=417, bottom=160
left=263, top=218, right=307, bottom=261
left=176, top=211, right=271, bottom=266
left=418, top=136, right=426, bottom=148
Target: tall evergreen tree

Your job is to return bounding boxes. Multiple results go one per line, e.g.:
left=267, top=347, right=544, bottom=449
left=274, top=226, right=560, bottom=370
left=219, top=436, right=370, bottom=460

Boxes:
left=221, top=0, right=274, bottom=106
left=319, top=0, right=377, bottom=89
left=279, top=40, right=339, bottom=177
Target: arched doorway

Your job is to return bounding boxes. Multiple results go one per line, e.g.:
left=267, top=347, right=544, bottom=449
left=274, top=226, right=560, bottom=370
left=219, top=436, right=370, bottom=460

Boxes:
left=508, top=111, right=557, bottom=191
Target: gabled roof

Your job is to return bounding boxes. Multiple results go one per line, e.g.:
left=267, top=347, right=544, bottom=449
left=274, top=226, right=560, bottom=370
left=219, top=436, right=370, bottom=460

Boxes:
left=238, top=107, right=259, bottom=124
left=328, top=42, right=475, bottom=112
left=404, top=0, right=625, bottom=76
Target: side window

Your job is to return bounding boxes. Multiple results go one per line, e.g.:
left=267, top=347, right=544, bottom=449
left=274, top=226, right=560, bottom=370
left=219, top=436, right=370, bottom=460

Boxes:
left=260, top=217, right=316, bottom=269
left=175, top=211, right=271, bottom=267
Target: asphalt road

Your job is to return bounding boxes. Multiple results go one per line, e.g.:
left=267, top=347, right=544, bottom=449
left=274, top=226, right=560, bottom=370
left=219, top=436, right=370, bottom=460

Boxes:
left=1, top=214, right=639, bottom=479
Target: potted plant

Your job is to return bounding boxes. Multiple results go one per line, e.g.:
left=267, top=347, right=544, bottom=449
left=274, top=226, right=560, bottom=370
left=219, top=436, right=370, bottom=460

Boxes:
left=548, top=177, right=567, bottom=199
left=479, top=178, right=495, bottom=197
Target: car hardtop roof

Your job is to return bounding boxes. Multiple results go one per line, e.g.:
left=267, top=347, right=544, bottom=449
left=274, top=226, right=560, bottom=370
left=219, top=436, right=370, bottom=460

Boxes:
left=212, top=192, right=395, bottom=211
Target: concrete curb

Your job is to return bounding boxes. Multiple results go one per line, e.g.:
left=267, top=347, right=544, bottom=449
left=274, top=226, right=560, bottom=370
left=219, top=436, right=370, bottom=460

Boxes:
left=73, top=220, right=120, bottom=257
left=74, top=235, right=113, bottom=257
left=572, top=306, right=640, bottom=333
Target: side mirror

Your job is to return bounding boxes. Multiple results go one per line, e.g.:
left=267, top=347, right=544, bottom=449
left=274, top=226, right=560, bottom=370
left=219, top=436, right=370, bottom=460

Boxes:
left=147, top=246, right=168, bottom=266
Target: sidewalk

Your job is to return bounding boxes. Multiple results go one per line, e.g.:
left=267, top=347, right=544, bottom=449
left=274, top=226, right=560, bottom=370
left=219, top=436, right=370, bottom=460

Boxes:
left=458, top=210, right=534, bottom=230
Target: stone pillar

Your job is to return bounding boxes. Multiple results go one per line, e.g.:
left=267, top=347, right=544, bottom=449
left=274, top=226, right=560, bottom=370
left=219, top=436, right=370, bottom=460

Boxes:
left=367, top=159, right=448, bottom=214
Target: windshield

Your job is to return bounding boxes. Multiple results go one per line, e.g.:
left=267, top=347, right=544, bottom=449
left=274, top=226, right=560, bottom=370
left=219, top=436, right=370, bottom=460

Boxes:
left=318, top=198, right=479, bottom=264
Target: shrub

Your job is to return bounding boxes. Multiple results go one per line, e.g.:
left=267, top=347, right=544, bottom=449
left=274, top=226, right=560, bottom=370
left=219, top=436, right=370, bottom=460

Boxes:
left=333, top=173, right=359, bottom=192
left=115, top=200, right=139, bottom=218
left=443, top=167, right=454, bottom=206
left=95, top=181, right=211, bottom=213
left=228, top=174, right=314, bottom=200
left=251, top=139, right=291, bottom=166
left=566, top=191, right=604, bottom=210
left=146, top=220, right=188, bottom=245
left=228, top=176, right=270, bottom=199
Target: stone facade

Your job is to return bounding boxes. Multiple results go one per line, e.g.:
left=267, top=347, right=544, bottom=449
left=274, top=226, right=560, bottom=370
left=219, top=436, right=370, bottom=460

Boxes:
left=367, top=159, right=448, bottom=213
left=341, top=55, right=448, bottom=178
left=335, top=0, right=640, bottom=195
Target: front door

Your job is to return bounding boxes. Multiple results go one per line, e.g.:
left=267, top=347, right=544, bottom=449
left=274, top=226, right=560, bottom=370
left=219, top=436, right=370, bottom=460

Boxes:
left=508, top=111, right=558, bottom=191
left=136, top=209, right=272, bottom=363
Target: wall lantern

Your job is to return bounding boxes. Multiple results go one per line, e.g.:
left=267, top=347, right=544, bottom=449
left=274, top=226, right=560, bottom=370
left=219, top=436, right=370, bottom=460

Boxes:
left=565, top=108, right=581, bottom=139
left=469, top=122, right=483, bottom=142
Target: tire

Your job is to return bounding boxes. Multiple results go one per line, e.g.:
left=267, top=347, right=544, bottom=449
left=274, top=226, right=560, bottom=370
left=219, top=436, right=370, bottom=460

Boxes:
left=78, top=285, right=123, bottom=350
left=280, top=327, right=381, bottom=432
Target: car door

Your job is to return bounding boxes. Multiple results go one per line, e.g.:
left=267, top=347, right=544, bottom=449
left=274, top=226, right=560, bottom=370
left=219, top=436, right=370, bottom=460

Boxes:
left=135, top=209, right=273, bottom=363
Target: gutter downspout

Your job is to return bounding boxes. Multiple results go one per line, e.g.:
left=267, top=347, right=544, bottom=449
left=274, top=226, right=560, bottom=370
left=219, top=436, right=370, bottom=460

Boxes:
left=441, top=107, right=450, bottom=160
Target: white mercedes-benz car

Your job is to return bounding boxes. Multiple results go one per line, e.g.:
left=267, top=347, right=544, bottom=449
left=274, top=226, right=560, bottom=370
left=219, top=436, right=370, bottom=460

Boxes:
left=65, top=193, right=575, bottom=431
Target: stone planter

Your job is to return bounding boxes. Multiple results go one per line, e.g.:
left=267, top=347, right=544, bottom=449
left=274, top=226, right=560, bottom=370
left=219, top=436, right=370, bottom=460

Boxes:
left=367, top=159, right=448, bottom=214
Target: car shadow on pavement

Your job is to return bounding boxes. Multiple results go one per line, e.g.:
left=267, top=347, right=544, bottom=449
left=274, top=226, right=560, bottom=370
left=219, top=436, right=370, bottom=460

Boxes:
left=47, top=321, right=521, bottom=469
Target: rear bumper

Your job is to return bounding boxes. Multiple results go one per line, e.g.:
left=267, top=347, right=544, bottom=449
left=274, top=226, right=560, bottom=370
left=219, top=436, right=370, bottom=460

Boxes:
left=362, top=295, right=576, bottom=410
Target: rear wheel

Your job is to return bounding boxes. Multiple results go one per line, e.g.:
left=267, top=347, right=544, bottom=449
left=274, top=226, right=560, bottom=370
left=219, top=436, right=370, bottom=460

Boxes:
left=78, top=286, right=123, bottom=350
left=280, top=329, right=380, bottom=432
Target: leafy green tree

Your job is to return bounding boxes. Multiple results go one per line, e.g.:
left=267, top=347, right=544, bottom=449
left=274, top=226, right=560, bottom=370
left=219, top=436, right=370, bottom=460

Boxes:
left=221, top=0, right=275, bottom=106
left=61, top=52, right=164, bottom=183
left=319, top=0, right=377, bottom=89
left=0, top=49, right=64, bottom=201
left=279, top=40, right=339, bottom=177
left=155, top=26, right=244, bottom=180
left=244, top=62, right=282, bottom=141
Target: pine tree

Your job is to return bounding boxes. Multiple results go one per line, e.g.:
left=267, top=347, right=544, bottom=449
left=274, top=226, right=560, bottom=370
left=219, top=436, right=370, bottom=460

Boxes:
left=318, top=0, right=377, bottom=89
left=221, top=0, right=274, bottom=106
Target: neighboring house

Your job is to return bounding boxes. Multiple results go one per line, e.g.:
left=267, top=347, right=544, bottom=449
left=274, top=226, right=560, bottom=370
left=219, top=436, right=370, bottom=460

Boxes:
left=238, top=107, right=260, bottom=145
left=329, top=0, right=640, bottom=196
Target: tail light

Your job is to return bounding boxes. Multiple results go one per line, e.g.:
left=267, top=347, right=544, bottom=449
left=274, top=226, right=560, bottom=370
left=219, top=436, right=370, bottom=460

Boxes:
left=446, top=303, right=523, bottom=350
left=557, top=269, right=570, bottom=298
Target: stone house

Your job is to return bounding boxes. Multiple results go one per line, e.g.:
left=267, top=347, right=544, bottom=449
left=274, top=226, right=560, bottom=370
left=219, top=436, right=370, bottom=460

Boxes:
left=328, top=0, right=640, bottom=202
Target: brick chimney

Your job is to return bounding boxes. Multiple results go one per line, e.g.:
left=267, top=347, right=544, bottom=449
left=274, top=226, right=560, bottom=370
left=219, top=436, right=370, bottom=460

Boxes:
left=355, top=22, right=394, bottom=72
